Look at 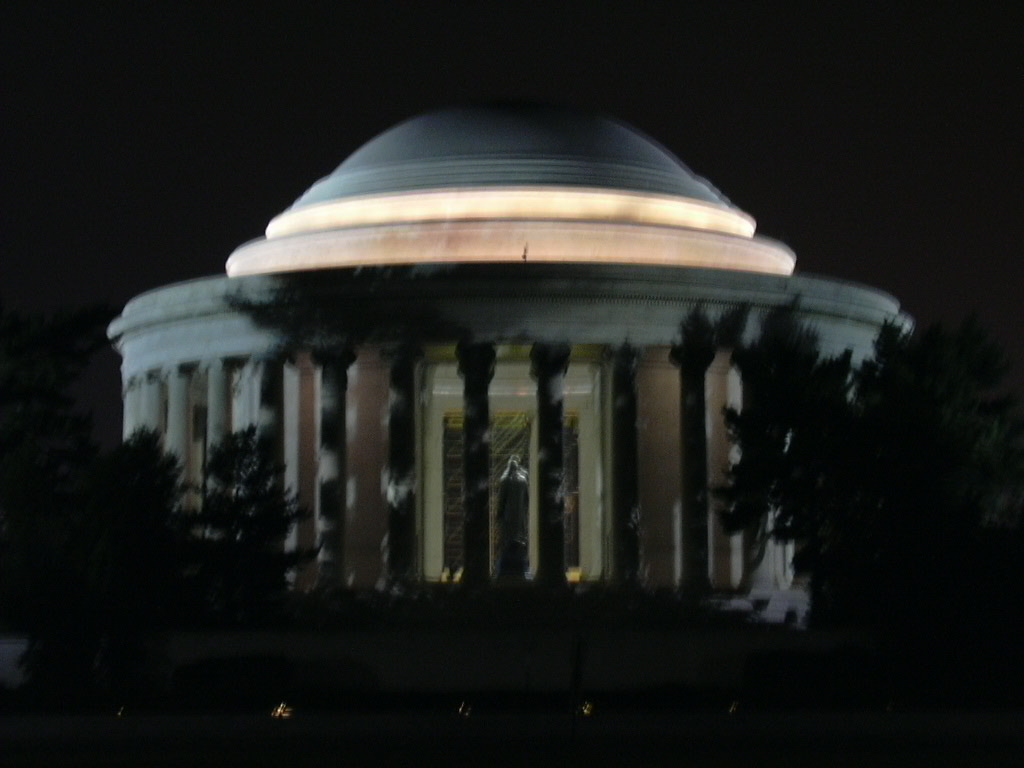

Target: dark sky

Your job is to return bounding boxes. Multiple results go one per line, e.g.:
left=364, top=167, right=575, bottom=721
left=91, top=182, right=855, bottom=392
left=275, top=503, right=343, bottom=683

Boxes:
left=3, top=3, right=1021, bottom=446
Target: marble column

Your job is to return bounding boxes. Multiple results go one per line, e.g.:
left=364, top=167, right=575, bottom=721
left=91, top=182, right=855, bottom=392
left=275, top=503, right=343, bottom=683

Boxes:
left=670, top=336, right=716, bottom=595
left=706, top=350, right=745, bottom=589
left=611, top=344, right=641, bottom=585
left=164, top=366, right=190, bottom=464
left=530, top=343, right=571, bottom=587
left=457, top=341, right=496, bottom=587
left=122, top=378, right=142, bottom=439
left=257, top=356, right=284, bottom=449
left=139, top=371, right=164, bottom=433
left=205, top=359, right=231, bottom=453
left=315, top=348, right=356, bottom=588
left=234, top=356, right=284, bottom=444
left=385, top=343, right=421, bottom=587
left=232, top=359, right=258, bottom=430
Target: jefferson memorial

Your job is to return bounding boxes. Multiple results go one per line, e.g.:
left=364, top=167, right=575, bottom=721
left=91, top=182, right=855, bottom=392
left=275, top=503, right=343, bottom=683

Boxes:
left=108, top=106, right=904, bottom=597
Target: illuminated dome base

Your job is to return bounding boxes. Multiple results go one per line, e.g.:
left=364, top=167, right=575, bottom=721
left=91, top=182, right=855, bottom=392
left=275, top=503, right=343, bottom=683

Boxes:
left=228, top=217, right=795, bottom=277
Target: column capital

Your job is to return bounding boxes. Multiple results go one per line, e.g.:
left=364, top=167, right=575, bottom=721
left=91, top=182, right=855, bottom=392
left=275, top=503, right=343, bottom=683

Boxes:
left=669, top=341, right=716, bottom=375
left=162, top=362, right=195, bottom=380
left=714, top=305, right=750, bottom=351
left=251, top=350, right=289, bottom=367
left=200, top=357, right=228, bottom=373
left=311, top=345, right=357, bottom=369
left=609, top=343, right=640, bottom=374
left=456, top=341, right=496, bottom=383
left=381, top=341, right=423, bottom=365
left=529, top=342, right=571, bottom=379
left=670, top=309, right=717, bottom=373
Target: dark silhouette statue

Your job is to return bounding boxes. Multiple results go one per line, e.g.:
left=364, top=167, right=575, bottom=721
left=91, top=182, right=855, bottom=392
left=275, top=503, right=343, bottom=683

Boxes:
left=496, top=455, right=529, bottom=577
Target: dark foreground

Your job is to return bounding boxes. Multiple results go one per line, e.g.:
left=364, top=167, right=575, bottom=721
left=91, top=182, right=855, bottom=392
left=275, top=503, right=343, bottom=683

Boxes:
left=3, top=709, right=1024, bottom=766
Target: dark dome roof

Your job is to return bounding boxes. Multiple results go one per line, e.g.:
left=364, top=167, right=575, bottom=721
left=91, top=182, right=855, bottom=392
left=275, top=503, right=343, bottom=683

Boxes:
left=289, top=105, right=734, bottom=210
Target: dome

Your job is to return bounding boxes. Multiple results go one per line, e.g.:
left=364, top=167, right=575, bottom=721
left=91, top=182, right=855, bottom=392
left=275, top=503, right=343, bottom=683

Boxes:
left=287, top=105, right=734, bottom=209
left=229, top=106, right=795, bottom=277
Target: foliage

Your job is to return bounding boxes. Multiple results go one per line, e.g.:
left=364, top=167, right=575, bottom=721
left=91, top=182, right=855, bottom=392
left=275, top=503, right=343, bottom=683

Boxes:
left=0, top=302, right=112, bottom=628
left=75, top=431, right=189, bottom=691
left=188, top=427, right=314, bottom=624
left=719, top=310, right=1024, bottom=629
left=0, top=302, right=314, bottom=702
left=0, top=302, right=111, bottom=420
left=230, top=269, right=466, bottom=357
left=669, top=305, right=750, bottom=592
left=18, top=431, right=188, bottom=700
left=718, top=307, right=855, bottom=584
left=824, top=320, right=1024, bottom=625
left=0, top=301, right=172, bottom=701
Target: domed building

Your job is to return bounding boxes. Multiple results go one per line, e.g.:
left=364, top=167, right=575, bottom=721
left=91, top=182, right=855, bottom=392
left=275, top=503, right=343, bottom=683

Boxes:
left=109, top=106, right=904, bottom=598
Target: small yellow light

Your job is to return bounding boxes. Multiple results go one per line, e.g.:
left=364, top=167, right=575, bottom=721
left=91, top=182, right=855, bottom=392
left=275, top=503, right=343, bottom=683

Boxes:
left=271, top=701, right=294, bottom=719
left=728, top=700, right=739, bottom=714
left=457, top=700, right=472, bottom=717
left=579, top=700, right=594, bottom=716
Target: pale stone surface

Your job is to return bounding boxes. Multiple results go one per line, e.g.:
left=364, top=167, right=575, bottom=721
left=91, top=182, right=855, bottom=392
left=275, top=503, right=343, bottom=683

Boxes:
left=164, top=367, right=190, bottom=462
left=122, top=378, right=142, bottom=439
left=706, top=351, right=744, bottom=590
left=636, top=352, right=682, bottom=587
left=205, top=359, right=230, bottom=450
left=139, top=372, right=163, bottom=433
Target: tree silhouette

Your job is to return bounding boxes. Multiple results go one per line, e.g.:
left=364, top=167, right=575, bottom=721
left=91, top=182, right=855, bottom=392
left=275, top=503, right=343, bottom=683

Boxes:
left=720, top=312, right=1024, bottom=636
left=830, top=320, right=1024, bottom=627
left=1, top=303, right=112, bottom=616
left=76, top=430, right=189, bottom=696
left=189, top=427, right=313, bottom=624
left=0, top=302, right=114, bottom=702
left=719, top=306, right=854, bottom=590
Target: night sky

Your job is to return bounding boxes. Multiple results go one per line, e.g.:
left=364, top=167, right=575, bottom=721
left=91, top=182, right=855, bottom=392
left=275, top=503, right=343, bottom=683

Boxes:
left=3, top=3, right=1021, bottom=447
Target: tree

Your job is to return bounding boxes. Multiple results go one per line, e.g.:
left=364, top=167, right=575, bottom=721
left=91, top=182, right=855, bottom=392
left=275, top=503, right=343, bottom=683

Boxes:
left=16, top=431, right=188, bottom=701
left=0, top=301, right=118, bottom=701
left=718, top=307, right=854, bottom=591
left=0, top=303, right=113, bottom=625
left=833, top=320, right=1024, bottom=625
left=719, top=312, right=1024, bottom=633
left=0, top=302, right=111, bottom=481
left=77, top=431, right=189, bottom=694
left=188, top=427, right=313, bottom=624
